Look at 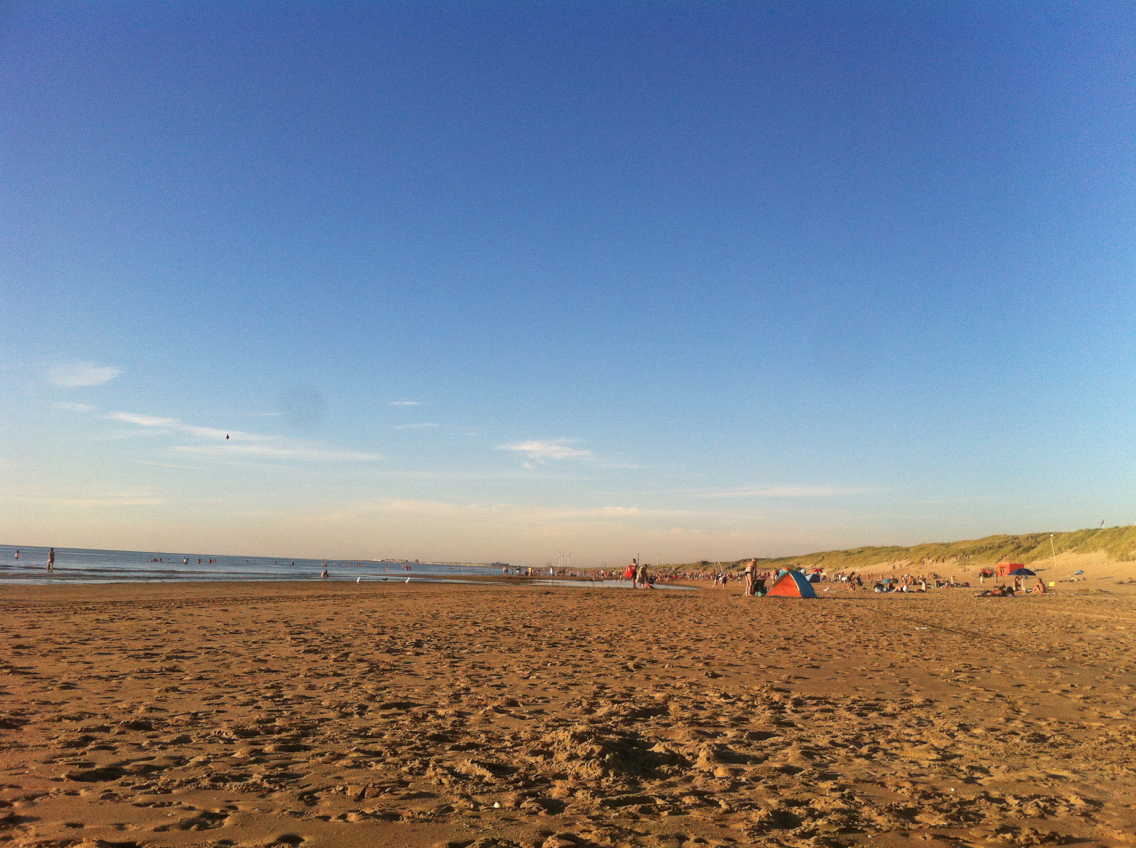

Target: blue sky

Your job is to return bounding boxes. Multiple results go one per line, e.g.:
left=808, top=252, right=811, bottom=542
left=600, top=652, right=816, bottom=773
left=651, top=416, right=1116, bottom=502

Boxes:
left=2, top=2, right=1133, bottom=565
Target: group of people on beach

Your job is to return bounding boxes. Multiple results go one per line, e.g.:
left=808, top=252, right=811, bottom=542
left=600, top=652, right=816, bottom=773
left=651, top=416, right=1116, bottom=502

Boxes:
left=976, top=578, right=1049, bottom=597
left=624, top=558, right=653, bottom=588
left=872, top=575, right=930, bottom=592
left=718, top=561, right=1043, bottom=597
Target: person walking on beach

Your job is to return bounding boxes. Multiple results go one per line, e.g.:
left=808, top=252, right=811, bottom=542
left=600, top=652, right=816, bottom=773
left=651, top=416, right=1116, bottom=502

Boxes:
left=636, top=559, right=650, bottom=588
left=743, top=559, right=756, bottom=596
left=47, top=548, right=55, bottom=571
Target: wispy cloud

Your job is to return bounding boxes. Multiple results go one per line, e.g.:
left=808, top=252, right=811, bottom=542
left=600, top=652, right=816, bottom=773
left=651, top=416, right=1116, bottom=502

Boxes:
left=310, top=498, right=717, bottom=526
left=52, top=401, right=96, bottom=412
left=498, top=439, right=595, bottom=463
left=105, top=412, right=266, bottom=443
left=685, top=485, right=875, bottom=499
left=393, top=422, right=438, bottom=430
left=46, top=361, right=121, bottom=387
left=2, top=489, right=162, bottom=508
left=264, top=495, right=829, bottom=566
left=390, top=400, right=426, bottom=407
left=133, top=459, right=208, bottom=471
left=175, top=444, right=381, bottom=461
left=106, top=412, right=179, bottom=429
left=107, top=411, right=382, bottom=462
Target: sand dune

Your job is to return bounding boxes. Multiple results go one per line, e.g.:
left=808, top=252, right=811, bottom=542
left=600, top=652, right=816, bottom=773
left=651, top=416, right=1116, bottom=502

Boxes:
left=1, top=581, right=1134, bottom=847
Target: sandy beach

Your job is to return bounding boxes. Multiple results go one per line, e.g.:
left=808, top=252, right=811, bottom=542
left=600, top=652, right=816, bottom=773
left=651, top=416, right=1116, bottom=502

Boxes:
left=2, top=580, right=1135, bottom=848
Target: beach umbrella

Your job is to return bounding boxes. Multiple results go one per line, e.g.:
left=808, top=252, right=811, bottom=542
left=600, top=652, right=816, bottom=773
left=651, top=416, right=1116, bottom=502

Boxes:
left=1007, top=566, right=1035, bottom=577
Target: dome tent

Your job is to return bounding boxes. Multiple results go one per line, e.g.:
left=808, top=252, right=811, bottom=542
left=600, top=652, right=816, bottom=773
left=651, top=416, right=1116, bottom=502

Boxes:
left=765, top=570, right=818, bottom=598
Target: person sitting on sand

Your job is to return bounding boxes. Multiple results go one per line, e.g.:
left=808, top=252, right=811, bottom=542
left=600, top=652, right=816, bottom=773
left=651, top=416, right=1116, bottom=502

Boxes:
left=1030, top=579, right=1047, bottom=595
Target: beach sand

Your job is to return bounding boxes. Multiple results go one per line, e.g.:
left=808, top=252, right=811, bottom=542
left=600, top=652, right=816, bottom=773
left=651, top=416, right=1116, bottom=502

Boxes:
left=2, top=580, right=1135, bottom=848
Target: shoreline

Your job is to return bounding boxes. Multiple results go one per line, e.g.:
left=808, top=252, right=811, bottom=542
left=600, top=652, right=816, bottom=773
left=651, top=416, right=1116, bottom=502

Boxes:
left=0, top=574, right=691, bottom=597
left=6, top=542, right=1135, bottom=595
left=3, top=565, right=1134, bottom=600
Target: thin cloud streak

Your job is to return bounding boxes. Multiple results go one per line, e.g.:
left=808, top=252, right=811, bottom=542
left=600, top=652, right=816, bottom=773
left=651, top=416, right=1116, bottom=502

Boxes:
left=104, top=412, right=269, bottom=443
left=132, top=459, right=208, bottom=471
left=175, top=444, right=382, bottom=462
left=56, top=496, right=164, bottom=508
left=498, top=439, right=594, bottom=462
left=313, top=497, right=743, bottom=527
left=2, top=490, right=162, bottom=508
left=361, top=468, right=596, bottom=482
left=688, top=485, right=876, bottom=499
left=284, top=497, right=860, bottom=564
left=46, top=361, right=121, bottom=387
left=106, top=410, right=381, bottom=462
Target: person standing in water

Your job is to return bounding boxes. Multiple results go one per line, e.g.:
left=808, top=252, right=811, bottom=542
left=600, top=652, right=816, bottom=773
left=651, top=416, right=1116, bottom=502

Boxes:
left=47, top=548, right=55, bottom=571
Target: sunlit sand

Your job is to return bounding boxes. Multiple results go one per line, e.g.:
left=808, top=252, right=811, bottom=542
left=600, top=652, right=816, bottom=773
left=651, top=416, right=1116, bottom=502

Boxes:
left=2, top=576, right=1135, bottom=847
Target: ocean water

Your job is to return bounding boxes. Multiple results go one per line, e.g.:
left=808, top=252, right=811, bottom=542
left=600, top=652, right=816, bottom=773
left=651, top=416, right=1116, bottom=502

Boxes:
left=0, top=545, right=506, bottom=584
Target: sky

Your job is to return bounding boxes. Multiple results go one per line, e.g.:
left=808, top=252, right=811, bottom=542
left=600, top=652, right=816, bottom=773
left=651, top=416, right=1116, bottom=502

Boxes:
left=2, top=1, right=1134, bottom=566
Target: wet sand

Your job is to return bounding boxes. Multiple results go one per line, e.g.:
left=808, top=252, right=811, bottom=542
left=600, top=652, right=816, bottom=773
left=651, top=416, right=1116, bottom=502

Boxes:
left=2, top=581, right=1135, bottom=848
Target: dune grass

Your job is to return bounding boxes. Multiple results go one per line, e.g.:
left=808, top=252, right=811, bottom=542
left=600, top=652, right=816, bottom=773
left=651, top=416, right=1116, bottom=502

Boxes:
left=687, top=525, right=1136, bottom=574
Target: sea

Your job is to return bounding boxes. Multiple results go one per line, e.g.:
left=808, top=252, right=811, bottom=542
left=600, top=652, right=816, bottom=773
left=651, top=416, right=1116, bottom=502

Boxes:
left=0, top=544, right=509, bottom=585
left=0, top=544, right=693, bottom=589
